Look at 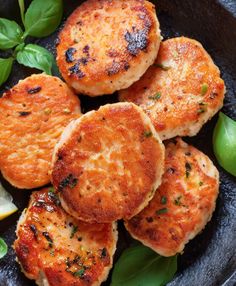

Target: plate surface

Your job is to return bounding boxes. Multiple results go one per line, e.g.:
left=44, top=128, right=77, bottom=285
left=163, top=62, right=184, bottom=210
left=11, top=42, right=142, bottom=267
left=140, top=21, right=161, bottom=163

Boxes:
left=0, top=1, right=236, bottom=286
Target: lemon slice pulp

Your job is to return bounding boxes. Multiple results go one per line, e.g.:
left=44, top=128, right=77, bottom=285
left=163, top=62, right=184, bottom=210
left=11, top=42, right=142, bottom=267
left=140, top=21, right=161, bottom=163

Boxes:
left=0, top=183, right=18, bottom=220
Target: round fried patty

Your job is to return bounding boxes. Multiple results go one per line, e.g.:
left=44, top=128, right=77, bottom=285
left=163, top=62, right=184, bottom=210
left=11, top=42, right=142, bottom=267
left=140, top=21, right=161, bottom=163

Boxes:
left=119, top=37, right=225, bottom=140
left=0, top=74, right=81, bottom=189
left=52, top=102, right=165, bottom=223
left=14, top=188, right=118, bottom=286
left=57, top=0, right=161, bottom=96
left=125, top=138, right=219, bottom=256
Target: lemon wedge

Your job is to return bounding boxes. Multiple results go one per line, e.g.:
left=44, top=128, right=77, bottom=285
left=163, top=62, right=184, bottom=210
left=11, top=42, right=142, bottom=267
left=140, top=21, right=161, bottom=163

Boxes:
left=0, top=183, right=18, bottom=220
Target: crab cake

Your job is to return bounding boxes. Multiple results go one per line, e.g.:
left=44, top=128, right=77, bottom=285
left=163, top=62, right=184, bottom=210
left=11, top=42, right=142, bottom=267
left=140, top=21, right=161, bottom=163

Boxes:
left=119, top=37, right=225, bottom=140
left=56, top=0, right=161, bottom=96
left=14, top=188, right=118, bottom=286
left=0, top=74, right=81, bottom=189
left=125, top=138, right=219, bottom=257
left=52, top=102, right=165, bottom=223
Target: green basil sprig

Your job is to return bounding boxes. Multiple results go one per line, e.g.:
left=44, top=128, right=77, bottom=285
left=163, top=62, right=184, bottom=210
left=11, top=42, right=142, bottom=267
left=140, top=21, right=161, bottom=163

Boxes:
left=111, top=244, right=177, bottom=286
left=0, top=237, right=8, bottom=259
left=0, top=58, right=14, bottom=85
left=17, top=44, right=55, bottom=75
left=213, top=112, right=236, bottom=176
left=24, top=0, right=63, bottom=38
left=0, top=0, right=63, bottom=86
left=0, top=18, right=23, bottom=50
left=18, top=0, right=25, bottom=25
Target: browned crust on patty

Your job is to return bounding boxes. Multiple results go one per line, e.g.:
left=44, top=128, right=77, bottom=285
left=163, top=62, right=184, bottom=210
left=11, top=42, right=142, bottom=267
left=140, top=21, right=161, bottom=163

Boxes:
left=14, top=188, right=118, bottom=286
left=125, top=138, right=219, bottom=256
left=0, top=74, right=81, bottom=189
left=57, top=0, right=160, bottom=96
left=52, top=102, right=165, bottom=223
left=119, top=37, right=225, bottom=140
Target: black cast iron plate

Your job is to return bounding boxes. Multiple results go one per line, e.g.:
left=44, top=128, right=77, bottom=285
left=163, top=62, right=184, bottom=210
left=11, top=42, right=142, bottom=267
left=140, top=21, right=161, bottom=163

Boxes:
left=0, top=0, right=236, bottom=285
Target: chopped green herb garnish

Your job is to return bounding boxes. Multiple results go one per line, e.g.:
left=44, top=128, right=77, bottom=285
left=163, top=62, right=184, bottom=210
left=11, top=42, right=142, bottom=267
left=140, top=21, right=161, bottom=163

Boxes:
left=74, top=268, right=85, bottom=278
left=185, top=162, right=192, bottom=178
left=172, top=50, right=179, bottom=58
left=174, top=196, right=182, bottom=206
left=156, top=208, right=168, bottom=215
left=197, top=107, right=207, bottom=114
left=44, top=108, right=52, bottom=115
left=148, top=92, right=161, bottom=100
left=50, top=249, right=55, bottom=256
left=48, top=187, right=55, bottom=193
left=58, top=174, right=78, bottom=192
left=63, top=108, right=71, bottom=114
left=70, top=178, right=78, bottom=188
left=143, top=131, right=153, bottom=138
left=199, top=181, right=203, bottom=186
left=201, top=83, right=208, bottom=96
left=48, top=188, right=60, bottom=206
left=161, top=196, right=167, bottom=205
left=154, top=63, right=171, bottom=71
left=70, top=225, right=78, bottom=239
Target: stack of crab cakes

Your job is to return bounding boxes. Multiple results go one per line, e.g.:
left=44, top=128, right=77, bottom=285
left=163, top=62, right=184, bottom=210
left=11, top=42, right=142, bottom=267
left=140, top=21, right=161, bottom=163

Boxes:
left=0, top=0, right=225, bottom=285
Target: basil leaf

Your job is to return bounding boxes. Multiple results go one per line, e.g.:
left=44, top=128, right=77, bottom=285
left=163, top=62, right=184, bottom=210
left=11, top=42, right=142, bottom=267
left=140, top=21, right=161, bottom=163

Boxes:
left=24, top=0, right=63, bottom=38
left=0, top=58, right=14, bottom=86
left=16, top=44, right=55, bottom=75
left=18, top=0, right=25, bottom=25
left=213, top=112, right=236, bottom=176
left=15, top=43, right=25, bottom=53
left=0, top=238, right=8, bottom=259
left=111, top=245, right=177, bottom=286
left=0, top=18, right=23, bottom=50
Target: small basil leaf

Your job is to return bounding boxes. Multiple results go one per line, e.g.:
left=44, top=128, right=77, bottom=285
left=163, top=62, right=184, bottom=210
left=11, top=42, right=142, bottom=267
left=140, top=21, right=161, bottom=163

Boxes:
left=15, top=43, right=25, bottom=53
left=0, top=18, right=23, bottom=50
left=18, top=0, right=25, bottom=25
left=213, top=112, right=236, bottom=176
left=0, top=238, right=8, bottom=259
left=16, top=44, right=55, bottom=75
left=0, top=58, right=14, bottom=86
left=24, top=0, right=63, bottom=38
left=111, top=245, right=177, bottom=286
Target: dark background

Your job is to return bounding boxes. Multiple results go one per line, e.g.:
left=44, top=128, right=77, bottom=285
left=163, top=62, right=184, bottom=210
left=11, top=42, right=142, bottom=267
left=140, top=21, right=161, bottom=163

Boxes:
left=0, top=0, right=236, bottom=285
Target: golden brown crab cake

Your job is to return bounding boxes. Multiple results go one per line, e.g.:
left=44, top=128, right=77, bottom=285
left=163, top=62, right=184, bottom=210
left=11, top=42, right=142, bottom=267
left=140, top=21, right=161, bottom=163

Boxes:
left=14, top=188, right=118, bottom=286
left=56, top=0, right=161, bottom=96
left=0, top=74, right=81, bottom=189
left=125, top=138, right=219, bottom=257
left=119, top=37, right=225, bottom=140
left=51, top=102, right=165, bottom=223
